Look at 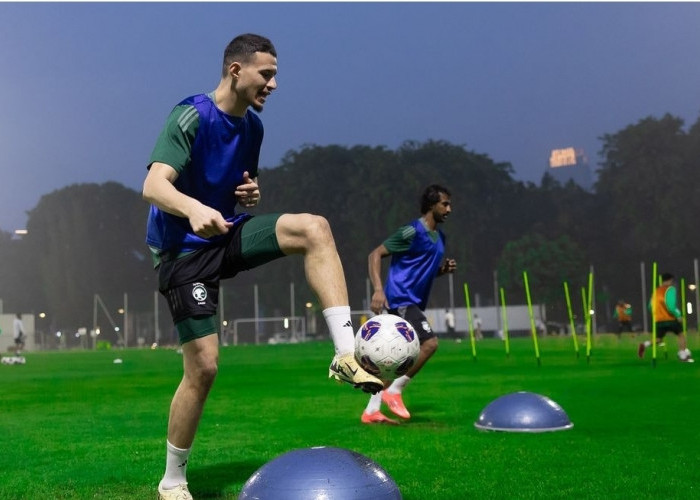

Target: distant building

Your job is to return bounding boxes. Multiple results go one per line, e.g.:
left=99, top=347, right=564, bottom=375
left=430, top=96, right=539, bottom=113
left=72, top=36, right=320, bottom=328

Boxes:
left=547, top=147, right=593, bottom=191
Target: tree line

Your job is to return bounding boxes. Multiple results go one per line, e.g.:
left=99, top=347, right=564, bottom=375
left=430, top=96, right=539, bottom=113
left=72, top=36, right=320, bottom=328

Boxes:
left=1, top=112, right=698, bottom=339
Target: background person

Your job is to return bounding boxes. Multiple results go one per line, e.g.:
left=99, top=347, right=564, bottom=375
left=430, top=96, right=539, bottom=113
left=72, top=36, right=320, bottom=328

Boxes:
left=473, top=313, right=483, bottom=340
left=444, top=309, right=455, bottom=336
left=613, top=299, right=633, bottom=336
left=361, top=184, right=456, bottom=424
left=143, top=33, right=382, bottom=500
left=638, top=273, right=693, bottom=363
left=13, top=313, right=25, bottom=355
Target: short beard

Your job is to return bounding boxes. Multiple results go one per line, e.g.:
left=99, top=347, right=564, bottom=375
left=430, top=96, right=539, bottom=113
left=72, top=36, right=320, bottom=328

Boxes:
left=229, top=80, right=265, bottom=113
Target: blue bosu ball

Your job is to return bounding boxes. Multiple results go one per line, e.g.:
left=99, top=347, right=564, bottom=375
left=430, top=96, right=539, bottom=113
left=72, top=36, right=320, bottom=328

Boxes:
left=474, top=391, right=573, bottom=432
left=238, top=446, right=402, bottom=500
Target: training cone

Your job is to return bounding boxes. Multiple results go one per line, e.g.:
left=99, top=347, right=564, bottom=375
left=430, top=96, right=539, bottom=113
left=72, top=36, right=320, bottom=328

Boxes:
left=239, top=446, right=402, bottom=499
left=474, top=391, right=573, bottom=433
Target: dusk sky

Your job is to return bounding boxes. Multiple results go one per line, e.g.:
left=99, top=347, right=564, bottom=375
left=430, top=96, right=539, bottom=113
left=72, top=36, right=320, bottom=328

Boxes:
left=1, top=2, right=699, bottom=232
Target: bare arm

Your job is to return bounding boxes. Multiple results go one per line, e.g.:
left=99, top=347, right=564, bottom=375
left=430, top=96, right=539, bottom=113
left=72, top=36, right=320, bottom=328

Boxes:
left=368, top=244, right=391, bottom=314
left=142, top=161, right=233, bottom=238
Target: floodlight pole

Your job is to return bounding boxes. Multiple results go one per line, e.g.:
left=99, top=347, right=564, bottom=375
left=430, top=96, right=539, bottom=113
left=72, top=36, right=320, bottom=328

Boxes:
left=123, top=292, right=128, bottom=348
left=154, top=291, right=160, bottom=345
left=290, top=282, right=295, bottom=340
left=93, top=294, right=98, bottom=350
left=366, top=278, right=371, bottom=312
left=253, top=284, right=259, bottom=345
left=493, top=270, right=500, bottom=332
left=219, top=285, right=225, bottom=343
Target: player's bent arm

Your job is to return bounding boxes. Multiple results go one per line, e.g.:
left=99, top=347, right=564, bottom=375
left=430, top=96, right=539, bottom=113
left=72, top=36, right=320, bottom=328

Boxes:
left=368, top=244, right=391, bottom=313
left=368, top=244, right=390, bottom=292
left=143, top=162, right=232, bottom=237
left=143, top=162, right=198, bottom=218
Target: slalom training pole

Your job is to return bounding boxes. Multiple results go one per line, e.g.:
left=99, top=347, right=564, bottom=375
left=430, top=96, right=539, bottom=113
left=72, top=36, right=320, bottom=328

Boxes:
left=463, top=283, right=477, bottom=361
left=522, top=271, right=541, bottom=366
left=660, top=270, right=668, bottom=359
left=586, top=270, right=593, bottom=363
left=580, top=287, right=587, bottom=338
left=651, top=262, right=657, bottom=367
left=500, top=287, right=510, bottom=357
left=563, top=281, right=580, bottom=357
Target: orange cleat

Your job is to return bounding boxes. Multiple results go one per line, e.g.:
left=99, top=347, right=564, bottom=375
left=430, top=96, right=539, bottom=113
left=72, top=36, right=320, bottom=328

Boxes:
left=382, top=391, right=411, bottom=419
left=361, top=410, right=399, bottom=425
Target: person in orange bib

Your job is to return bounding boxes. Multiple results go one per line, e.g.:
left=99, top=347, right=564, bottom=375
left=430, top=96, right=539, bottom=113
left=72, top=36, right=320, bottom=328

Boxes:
left=638, top=273, right=693, bottom=362
left=613, top=299, right=633, bottom=336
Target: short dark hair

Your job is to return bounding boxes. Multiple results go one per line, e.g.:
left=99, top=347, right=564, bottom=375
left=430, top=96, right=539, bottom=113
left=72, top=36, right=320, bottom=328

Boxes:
left=661, top=272, right=674, bottom=282
left=420, top=184, right=451, bottom=214
left=222, top=33, right=277, bottom=76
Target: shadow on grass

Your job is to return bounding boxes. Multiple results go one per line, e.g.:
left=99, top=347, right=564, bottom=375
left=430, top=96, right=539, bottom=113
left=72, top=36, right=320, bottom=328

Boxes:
left=189, top=459, right=265, bottom=499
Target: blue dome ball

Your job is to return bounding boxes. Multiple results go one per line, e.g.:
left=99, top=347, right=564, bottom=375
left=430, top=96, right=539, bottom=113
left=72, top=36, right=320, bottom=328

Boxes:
left=475, top=391, right=573, bottom=432
left=239, top=446, right=402, bottom=499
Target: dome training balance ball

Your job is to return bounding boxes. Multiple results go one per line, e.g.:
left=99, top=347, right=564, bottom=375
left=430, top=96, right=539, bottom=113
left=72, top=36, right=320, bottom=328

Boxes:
left=474, top=391, right=573, bottom=432
left=239, top=446, right=402, bottom=500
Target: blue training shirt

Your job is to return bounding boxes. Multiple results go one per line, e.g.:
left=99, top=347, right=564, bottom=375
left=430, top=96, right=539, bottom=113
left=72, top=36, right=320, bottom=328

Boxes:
left=146, top=93, right=263, bottom=253
left=384, top=218, right=446, bottom=311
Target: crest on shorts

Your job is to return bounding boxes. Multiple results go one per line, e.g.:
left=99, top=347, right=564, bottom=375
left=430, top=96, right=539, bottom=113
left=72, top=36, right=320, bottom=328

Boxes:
left=192, top=283, right=207, bottom=304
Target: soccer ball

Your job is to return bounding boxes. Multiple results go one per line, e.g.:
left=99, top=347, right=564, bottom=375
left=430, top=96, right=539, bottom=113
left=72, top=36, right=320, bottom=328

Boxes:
left=355, top=314, right=420, bottom=381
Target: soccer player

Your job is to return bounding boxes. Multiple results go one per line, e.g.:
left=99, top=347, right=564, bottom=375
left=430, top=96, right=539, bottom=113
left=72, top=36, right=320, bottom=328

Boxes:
left=13, top=313, right=25, bottom=355
left=638, top=273, right=693, bottom=363
left=361, top=184, right=456, bottom=424
left=143, top=33, right=383, bottom=500
left=613, top=299, right=633, bottom=336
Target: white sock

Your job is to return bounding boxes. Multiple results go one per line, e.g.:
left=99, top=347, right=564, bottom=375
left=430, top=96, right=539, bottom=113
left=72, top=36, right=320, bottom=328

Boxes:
left=159, top=440, right=190, bottom=490
left=322, top=306, right=355, bottom=355
left=365, top=391, right=383, bottom=413
left=387, top=375, right=411, bottom=394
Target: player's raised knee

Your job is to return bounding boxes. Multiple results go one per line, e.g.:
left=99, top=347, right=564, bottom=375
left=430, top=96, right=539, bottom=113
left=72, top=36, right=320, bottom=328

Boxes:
left=283, top=213, right=335, bottom=244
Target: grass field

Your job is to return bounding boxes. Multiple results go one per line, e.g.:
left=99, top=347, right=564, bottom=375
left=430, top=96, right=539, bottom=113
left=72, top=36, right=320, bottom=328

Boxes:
left=1, top=333, right=698, bottom=499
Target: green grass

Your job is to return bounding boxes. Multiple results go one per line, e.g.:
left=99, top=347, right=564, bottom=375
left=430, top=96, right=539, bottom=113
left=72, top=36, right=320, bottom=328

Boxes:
left=1, top=334, right=698, bottom=499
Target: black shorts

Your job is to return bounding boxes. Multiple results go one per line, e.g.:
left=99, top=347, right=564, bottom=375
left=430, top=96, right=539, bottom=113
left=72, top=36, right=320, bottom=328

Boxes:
left=157, top=214, right=284, bottom=324
left=388, top=304, right=436, bottom=344
left=654, top=320, right=682, bottom=339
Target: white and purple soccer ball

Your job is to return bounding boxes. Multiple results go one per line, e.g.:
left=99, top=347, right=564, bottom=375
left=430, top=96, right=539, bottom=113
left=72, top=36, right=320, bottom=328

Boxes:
left=355, top=314, right=420, bottom=381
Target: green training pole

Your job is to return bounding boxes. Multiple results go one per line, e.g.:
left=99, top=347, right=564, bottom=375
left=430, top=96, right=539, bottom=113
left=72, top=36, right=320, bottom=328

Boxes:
left=586, top=271, right=593, bottom=363
left=500, top=287, right=510, bottom=357
left=463, top=283, right=477, bottom=361
left=651, top=262, right=657, bottom=366
left=655, top=270, right=668, bottom=359
left=522, top=271, right=541, bottom=365
left=580, top=287, right=588, bottom=360
left=580, top=287, right=587, bottom=334
left=563, top=281, right=580, bottom=357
